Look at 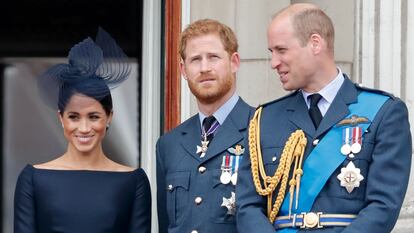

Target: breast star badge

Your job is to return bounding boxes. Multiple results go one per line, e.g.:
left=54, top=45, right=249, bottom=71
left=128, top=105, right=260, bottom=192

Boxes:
left=221, top=192, right=236, bottom=215
left=337, top=161, right=364, bottom=193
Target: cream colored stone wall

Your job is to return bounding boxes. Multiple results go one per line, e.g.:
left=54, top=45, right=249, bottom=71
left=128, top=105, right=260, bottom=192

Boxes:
left=188, top=0, right=356, bottom=107
left=187, top=0, right=414, bottom=232
left=188, top=0, right=290, bottom=111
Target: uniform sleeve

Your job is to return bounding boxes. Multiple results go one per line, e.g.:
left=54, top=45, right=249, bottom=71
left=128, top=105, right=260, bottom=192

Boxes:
left=156, top=139, right=169, bottom=233
left=129, top=169, right=152, bottom=233
left=236, top=145, right=277, bottom=233
left=342, top=98, right=412, bottom=233
left=14, top=165, right=37, bottom=233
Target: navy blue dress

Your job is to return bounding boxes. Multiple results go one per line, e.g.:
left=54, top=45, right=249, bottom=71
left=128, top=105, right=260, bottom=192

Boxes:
left=14, top=165, right=151, bottom=233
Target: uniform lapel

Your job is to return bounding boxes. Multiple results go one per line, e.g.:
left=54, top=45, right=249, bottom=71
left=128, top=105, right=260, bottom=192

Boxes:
left=286, top=77, right=358, bottom=140
left=202, top=99, right=251, bottom=162
left=314, top=77, right=358, bottom=139
left=180, top=115, right=204, bottom=161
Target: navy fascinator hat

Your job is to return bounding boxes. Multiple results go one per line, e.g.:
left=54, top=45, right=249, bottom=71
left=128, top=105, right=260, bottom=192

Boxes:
left=38, top=28, right=131, bottom=113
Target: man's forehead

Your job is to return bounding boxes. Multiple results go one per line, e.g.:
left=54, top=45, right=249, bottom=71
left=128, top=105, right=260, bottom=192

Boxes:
left=187, top=33, right=221, bottom=44
left=268, top=17, right=294, bottom=39
left=185, top=34, right=224, bottom=51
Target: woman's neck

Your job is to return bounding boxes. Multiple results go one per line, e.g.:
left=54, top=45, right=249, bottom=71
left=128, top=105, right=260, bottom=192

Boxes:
left=61, top=145, right=110, bottom=170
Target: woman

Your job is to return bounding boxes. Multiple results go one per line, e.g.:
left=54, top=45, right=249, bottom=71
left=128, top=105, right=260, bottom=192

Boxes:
left=14, top=28, right=151, bottom=233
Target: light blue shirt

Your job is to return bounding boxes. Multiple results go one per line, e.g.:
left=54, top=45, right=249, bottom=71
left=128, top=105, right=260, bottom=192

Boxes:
left=301, top=68, right=345, bottom=116
left=198, top=93, right=239, bottom=126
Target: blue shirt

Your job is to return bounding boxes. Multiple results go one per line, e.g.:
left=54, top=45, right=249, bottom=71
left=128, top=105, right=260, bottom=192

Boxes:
left=302, top=68, right=345, bottom=116
left=198, top=93, right=239, bottom=126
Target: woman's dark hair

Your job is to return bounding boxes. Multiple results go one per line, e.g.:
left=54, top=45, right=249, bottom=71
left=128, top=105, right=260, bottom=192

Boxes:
left=58, top=92, right=113, bottom=116
left=57, top=76, right=113, bottom=115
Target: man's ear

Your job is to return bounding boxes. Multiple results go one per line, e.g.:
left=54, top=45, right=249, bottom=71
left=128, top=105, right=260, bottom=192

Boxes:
left=230, top=52, right=240, bottom=74
left=309, top=33, right=322, bottom=54
left=180, top=59, right=188, bottom=80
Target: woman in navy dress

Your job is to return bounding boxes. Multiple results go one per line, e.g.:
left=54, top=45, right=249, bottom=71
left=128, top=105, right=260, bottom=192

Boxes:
left=14, top=28, right=151, bottom=233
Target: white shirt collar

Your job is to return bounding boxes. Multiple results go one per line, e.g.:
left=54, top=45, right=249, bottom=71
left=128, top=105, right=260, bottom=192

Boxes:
left=302, top=67, right=345, bottom=108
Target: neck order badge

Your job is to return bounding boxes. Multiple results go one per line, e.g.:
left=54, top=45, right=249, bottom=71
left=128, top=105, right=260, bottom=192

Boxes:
left=196, top=116, right=219, bottom=158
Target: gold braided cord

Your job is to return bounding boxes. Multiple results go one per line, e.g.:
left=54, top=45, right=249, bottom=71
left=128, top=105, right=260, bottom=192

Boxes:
left=249, top=107, right=307, bottom=223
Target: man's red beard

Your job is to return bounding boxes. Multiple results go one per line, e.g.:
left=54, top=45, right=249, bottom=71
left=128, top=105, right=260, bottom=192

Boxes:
left=187, top=73, right=234, bottom=105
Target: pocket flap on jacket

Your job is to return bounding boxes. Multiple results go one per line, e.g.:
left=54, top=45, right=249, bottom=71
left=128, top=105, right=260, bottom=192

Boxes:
left=166, top=171, right=191, bottom=191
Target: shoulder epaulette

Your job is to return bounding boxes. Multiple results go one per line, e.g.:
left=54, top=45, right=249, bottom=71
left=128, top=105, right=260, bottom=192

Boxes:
left=355, top=83, right=396, bottom=99
left=258, top=90, right=300, bottom=109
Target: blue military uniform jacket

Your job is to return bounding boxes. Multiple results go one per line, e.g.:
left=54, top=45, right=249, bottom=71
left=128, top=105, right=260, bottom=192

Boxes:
left=157, top=98, right=254, bottom=233
left=236, top=77, right=412, bottom=233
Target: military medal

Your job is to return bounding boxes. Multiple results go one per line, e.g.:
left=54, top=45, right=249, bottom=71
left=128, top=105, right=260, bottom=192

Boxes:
left=350, top=127, right=362, bottom=154
left=220, top=171, right=231, bottom=184
left=226, top=145, right=244, bottom=185
left=340, top=128, right=352, bottom=155
left=337, top=161, right=364, bottom=193
left=341, top=126, right=363, bottom=157
left=196, top=137, right=209, bottom=158
left=196, top=120, right=220, bottom=158
left=337, top=116, right=369, bottom=193
left=231, top=173, right=238, bottom=185
left=221, top=192, right=236, bottom=215
left=230, top=155, right=240, bottom=185
left=231, top=155, right=242, bottom=185
left=220, top=155, right=232, bottom=184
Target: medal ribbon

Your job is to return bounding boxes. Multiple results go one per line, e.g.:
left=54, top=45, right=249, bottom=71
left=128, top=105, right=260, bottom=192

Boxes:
left=233, top=156, right=239, bottom=174
left=201, top=120, right=220, bottom=139
left=352, top=127, right=362, bottom=145
left=342, top=127, right=351, bottom=145
left=222, top=154, right=231, bottom=170
left=277, top=91, right=389, bottom=233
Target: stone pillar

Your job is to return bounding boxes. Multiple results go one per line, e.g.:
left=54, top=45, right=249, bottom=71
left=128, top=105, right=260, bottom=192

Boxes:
left=355, top=0, right=414, bottom=231
left=141, top=0, right=162, bottom=232
left=395, top=0, right=414, bottom=232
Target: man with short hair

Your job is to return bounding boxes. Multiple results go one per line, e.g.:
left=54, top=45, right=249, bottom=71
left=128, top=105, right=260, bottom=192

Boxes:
left=236, top=3, right=411, bottom=233
left=157, top=19, right=254, bottom=233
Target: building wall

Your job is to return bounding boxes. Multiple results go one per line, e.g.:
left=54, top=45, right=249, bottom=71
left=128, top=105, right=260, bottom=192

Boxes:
left=186, top=0, right=414, bottom=231
left=187, top=0, right=355, bottom=109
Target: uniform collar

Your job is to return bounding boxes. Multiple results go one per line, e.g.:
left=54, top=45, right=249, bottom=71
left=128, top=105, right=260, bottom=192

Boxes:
left=302, top=67, right=345, bottom=107
left=198, top=93, right=239, bottom=126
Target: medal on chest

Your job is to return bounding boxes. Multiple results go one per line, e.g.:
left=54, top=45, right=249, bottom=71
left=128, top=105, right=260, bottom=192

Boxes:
left=196, top=135, right=209, bottom=158
left=221, top=191, right=236, bottom=215
left=337, top=115, right=369, bottom=193
left=220, top=154, right=233, bottom=184
left=196, top=120, right=220, bottom=158
left=337, top=161, right=364, bottom=193
left=220, top=145, right=244, bottom=185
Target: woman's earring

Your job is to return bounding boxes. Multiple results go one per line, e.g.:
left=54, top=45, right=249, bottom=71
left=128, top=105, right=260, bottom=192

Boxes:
left=106, top=124, right=110, bottom=131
